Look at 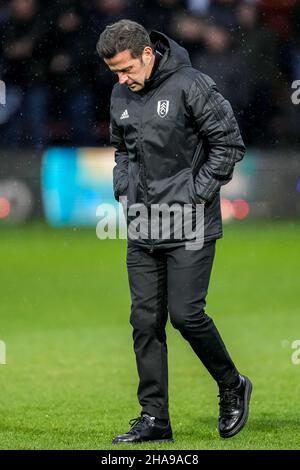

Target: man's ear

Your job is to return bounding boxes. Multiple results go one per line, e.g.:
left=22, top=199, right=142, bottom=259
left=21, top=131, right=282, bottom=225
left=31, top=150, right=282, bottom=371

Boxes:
left=143, top=46, right=153, bottom=56
left=142, top=46, right=154, bottom=64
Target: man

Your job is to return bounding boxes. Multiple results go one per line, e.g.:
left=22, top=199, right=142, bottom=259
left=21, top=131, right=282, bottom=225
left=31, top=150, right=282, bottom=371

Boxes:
left=97, top=19, right=252, bottom=444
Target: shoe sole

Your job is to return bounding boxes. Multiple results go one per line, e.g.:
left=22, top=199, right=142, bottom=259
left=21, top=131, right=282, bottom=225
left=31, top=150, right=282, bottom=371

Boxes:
left=112, top=438, right=174, bottom=445
left=219, top=375, right=252, bottom=439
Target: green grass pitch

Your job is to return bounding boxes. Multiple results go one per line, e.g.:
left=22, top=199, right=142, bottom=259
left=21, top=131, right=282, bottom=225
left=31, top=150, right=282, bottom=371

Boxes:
left=0, top=221, right=299, bottom=449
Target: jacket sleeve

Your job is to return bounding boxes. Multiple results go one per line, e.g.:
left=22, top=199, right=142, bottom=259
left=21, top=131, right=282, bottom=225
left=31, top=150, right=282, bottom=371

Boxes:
left=187, top=74, right=246, bottom=202
left=110, top=103, right=129, bottom=201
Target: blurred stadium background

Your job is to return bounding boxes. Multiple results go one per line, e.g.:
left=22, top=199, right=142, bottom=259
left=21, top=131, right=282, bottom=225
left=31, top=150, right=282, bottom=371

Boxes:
left=0, top=0, right=300, bottom=450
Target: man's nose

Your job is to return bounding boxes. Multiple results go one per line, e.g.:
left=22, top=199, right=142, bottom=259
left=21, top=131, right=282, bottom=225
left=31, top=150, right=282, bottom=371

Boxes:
left=118, top=73, right=128, bottom=85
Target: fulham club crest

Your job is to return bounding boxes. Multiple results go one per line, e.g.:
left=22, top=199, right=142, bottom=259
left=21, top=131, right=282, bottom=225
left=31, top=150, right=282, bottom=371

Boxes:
left=157, top=100, right=169, bottom=118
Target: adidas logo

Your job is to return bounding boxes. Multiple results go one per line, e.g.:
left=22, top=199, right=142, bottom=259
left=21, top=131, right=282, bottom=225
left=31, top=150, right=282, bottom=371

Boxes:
left=120, top=109, right=129, bottom=120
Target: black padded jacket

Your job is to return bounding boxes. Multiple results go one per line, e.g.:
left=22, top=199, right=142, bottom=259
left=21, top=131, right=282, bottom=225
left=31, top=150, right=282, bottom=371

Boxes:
left=110, top=31, right=246, bottom=247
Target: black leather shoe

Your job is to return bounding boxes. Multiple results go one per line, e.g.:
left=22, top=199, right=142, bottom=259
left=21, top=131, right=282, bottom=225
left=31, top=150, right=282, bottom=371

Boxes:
left=112, top=414, right=173, bottom=444
left=218, top=374, right=252, bottom=438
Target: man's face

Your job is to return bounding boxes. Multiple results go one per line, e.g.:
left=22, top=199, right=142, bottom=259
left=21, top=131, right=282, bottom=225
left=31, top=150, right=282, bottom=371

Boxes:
left=104, top=47, right=154, bottom=92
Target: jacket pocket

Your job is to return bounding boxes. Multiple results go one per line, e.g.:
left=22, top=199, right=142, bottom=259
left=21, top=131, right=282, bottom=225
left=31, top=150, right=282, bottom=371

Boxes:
left=189, top=171, right=204, bottom=205
left=191, top=141, right=206, bottom=177
left=113, top=166, right=128, bottom=200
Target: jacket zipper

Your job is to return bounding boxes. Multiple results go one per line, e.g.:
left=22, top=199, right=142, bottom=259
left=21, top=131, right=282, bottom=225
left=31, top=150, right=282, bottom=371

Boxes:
left=137, top=103, right=148, bottom=206
left=137, top=96, right=154, bottom=253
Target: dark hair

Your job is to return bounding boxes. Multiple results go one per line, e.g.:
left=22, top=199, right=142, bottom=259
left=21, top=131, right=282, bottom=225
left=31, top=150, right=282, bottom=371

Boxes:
left=96, top=19, right=152, bottom=59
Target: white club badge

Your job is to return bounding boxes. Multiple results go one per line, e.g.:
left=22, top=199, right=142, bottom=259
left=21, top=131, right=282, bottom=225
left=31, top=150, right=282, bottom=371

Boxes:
left=157, top=100, right=169, bottom=118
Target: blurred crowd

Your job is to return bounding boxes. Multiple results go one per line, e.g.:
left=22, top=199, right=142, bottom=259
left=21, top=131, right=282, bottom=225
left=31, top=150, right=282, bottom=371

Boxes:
left=0, top=0, right=299, bottom=149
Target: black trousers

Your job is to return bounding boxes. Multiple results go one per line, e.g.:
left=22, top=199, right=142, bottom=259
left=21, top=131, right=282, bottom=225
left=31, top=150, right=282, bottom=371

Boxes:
left=126, top=241, right=239, bottom=420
